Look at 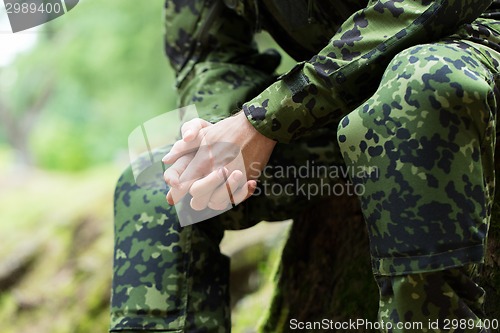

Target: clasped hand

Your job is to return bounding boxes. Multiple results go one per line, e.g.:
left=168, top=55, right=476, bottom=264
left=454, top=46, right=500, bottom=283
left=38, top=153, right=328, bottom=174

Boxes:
left=162, top=112, right=276, bottom=211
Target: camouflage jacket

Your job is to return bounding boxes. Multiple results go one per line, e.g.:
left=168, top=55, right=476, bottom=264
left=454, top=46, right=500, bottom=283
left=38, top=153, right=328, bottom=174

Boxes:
left=164, top=0, right=500, bottom=143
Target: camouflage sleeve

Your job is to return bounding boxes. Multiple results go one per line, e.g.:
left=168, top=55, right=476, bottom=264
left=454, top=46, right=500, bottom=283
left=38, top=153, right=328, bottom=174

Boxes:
left=242, top=0, right=493, bottom=143
left=164, top=0, right=280, bottom=123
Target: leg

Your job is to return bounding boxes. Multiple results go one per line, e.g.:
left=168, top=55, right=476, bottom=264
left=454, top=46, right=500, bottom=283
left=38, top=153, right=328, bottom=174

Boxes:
left=377, top=264, right=487, bottom=332
left=110, top=126, right=344, bottom=332
left=338, top=41, right=498, bottom=331
left=110, top=164, right=231, bottom=332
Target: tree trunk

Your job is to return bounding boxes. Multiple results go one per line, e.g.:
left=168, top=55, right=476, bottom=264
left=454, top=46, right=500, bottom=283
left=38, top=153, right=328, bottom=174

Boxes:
left=261, top=192, right=377, bottom=333
left=263, top=158, right=500, bottom=332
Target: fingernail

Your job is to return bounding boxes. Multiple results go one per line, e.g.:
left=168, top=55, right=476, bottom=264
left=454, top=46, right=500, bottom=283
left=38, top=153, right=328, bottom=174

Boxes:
left=162, top=153, right=171, bottom=162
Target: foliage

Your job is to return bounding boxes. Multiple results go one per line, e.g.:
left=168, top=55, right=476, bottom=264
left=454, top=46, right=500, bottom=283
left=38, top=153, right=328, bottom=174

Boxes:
left=0, top=0, right=176, bottom=170
left=0, top=0, right=295, bottom=171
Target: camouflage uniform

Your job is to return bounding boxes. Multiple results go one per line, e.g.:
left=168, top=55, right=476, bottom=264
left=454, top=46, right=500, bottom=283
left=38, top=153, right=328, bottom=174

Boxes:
left=110, top=0, right=500, bottom=332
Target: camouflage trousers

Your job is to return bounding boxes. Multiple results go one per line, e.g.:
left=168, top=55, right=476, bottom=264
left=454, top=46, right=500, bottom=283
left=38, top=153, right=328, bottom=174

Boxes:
left=110, top=39, right=499, bottom=332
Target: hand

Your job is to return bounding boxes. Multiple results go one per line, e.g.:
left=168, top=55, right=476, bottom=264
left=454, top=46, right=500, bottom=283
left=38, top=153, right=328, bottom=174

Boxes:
left=162, top=117, right=212, bottom=204
left=163, top=112, right=276, bottom=210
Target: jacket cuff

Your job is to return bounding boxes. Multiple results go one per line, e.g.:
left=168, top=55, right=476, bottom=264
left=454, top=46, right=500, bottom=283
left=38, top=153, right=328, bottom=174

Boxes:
left=243, top=61, right=346, bottom=143
left=243, top=63, right=312, bottom=143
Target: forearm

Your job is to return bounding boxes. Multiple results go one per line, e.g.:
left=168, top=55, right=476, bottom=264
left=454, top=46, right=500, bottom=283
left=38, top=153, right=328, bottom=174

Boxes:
left=243, top=0, right=493, bottom=143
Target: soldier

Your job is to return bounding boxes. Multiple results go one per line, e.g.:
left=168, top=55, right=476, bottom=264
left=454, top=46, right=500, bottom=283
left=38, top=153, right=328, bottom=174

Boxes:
left=110, top=0, right=500, bottom=332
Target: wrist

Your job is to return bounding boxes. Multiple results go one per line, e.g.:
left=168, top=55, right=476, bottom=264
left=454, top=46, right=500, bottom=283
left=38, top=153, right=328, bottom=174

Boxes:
left=236, top=111, right=276, bottom=147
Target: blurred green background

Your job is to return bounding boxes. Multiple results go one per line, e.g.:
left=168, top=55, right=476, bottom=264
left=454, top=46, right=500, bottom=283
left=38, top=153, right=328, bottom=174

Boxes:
left=0, top=1, right=293, bottom=332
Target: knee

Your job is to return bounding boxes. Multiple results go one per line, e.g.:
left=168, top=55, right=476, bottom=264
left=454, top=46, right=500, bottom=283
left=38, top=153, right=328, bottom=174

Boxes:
left=114, top=156, right=168, bottom=201
left=114, top=165, right=135, bottom=209
left=386, top=43, right=495, bottom=117
left=114, top=162, right=176, bottom=229
left=337, top=43, right=496, bottom=159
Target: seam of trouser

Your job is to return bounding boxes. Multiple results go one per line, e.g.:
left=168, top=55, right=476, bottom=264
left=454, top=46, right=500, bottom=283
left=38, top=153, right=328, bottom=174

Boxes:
left=180, top=224, right=192, bottom=331
left=457, top=40, right=499, bottom=146
left=373, top=244, right=485, bottom=276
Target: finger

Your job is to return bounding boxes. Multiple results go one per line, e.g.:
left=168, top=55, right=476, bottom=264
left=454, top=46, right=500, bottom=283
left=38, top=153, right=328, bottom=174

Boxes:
left=164, top=153, right=195, bottom=188
left=166, top=189, right=174, bottom=205
left=189, top=168, right=230, bottom=211
left=247, top=180, right=257, bottom=197
left=169, top=176, right=200, bottom=204
left=167, top=143, right=218, bottom=204
left=207, top=200, right=232, bottom=211
left=162, top=138, right=200, bottom=164
left=178, top=143, right=217, bottom=184
left=226, top=170, right=245, bottom=194
left=190, top=192, right=213, bottom=211
left=206, top=180, right=256, bottom=211
left=166, top=186, right=190, bottom=205
left=231, top=180, right=257, bottom=205
left=163, top=122, right=211, bottom=164
left=169, top=146, right=217, bottom=201
left=208, top=170, right=245, bottom=207
left=166, top=186, right=195, bottom=205
left=189, top=167, right=227, bottom=198
left=181, top=118, right=211, bottom=142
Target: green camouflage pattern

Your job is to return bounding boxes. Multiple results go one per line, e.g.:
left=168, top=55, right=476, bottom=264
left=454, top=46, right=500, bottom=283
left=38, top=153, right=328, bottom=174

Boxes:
left=377, top=264, right=489, bottom=332
left=110, top=0, right=500, bottom=331
left=109, top=149, right=231, bottom=332
left=163, top=0, right=280, bottom=123
left=338, top=40, right=500, bottom=277
left=243, top=0, right=496, bottom=143
left=110, top=129, right=493, bottom=332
